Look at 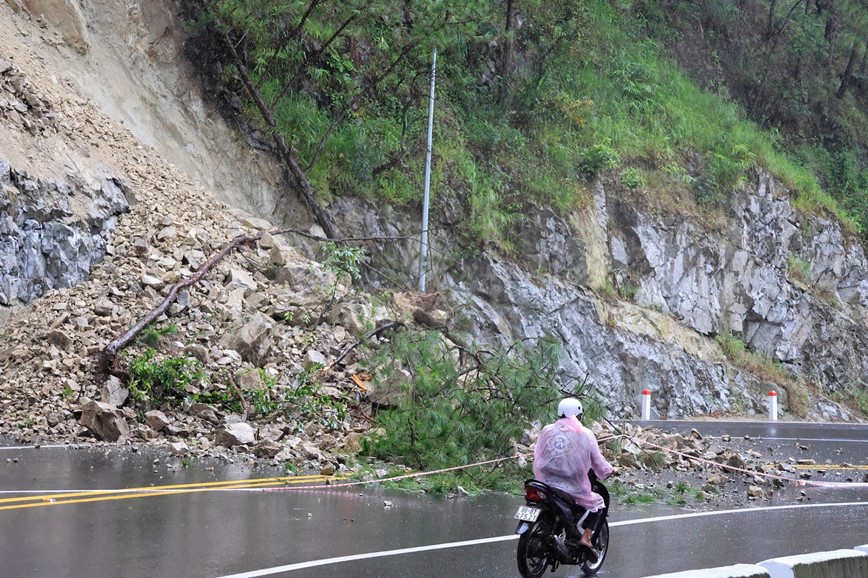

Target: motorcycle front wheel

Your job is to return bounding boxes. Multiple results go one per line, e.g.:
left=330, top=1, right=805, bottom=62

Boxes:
left=581, top=519, right=609, bottom=576
left=516, top=514, right=553, bottom=578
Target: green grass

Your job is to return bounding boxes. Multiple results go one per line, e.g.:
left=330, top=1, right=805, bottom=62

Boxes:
left=716, top=331, right=809, bottom=416
left=186, top=0, right=862, bottom=254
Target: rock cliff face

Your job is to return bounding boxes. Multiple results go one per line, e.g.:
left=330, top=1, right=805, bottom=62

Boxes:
left=333, top=171, right=867, bottom=422
left=0, top=157, right=129, bottom=308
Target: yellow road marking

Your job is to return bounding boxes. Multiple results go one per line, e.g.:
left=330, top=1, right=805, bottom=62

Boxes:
left=0, top=475, right=346, bottom=511
left=0, top=474, right=335, bottom=504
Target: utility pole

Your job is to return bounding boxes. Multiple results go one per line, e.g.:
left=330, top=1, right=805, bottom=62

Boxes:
left=418, top=47, right=436, bottom=292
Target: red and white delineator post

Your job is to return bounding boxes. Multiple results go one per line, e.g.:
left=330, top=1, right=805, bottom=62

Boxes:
left=641, top=389, right=652, bottom=420
left=768, top=390, right=778, bottom=421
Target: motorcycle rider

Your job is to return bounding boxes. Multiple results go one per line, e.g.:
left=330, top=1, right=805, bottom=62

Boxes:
left=532, top=397, right=616, bottom=562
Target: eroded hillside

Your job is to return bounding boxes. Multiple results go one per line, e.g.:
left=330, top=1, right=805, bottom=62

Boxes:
left=0, top=0, right=865, bottom=487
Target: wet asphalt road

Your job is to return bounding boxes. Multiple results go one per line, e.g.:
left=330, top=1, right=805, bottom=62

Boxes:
left=1, top=420, right=865, bottom=578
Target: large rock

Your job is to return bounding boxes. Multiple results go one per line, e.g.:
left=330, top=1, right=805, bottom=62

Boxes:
left=215, top=422, right=256, bottom=447
left=100, top=376, right=129, bottom=407
left=220, top=312, right=274, bottom=366
left=144, top=410, right=170, bottom=432
left=79, top=400, right=129, bottom=442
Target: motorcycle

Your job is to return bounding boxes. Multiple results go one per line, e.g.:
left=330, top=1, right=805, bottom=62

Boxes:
left=514, top=470, right=610, bottom=577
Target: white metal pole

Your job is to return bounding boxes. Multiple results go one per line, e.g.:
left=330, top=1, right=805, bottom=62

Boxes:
left=641, top=389, right=652, bottom=420
left=768, top=390, right=778, bottom=421
left=418, top=47, right=437, bottom=292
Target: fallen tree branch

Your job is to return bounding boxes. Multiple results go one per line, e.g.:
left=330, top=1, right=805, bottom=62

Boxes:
left=97, top=234, right=259, bottom=376
left=322, top=320, right=404, bottom=373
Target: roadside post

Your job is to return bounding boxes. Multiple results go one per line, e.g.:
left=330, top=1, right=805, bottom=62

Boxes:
left=641, top=389, right=652, bottom=420
left=768, top=390, right=778, bottom=421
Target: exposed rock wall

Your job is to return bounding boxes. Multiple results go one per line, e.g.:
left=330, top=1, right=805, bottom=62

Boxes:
left=0, top=157, right=129, bottom=308
left=333, top=171, right=867, bottom=420
left=609, top=172, right=868, bottom=392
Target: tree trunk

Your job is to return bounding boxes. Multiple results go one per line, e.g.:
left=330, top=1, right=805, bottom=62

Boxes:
left=823, top=1, right=839, bottom=65
left=752, top=0, right=805, bottom=111
left=860, top=39, right=868, bottom=76
left=499, top=0, right=516, bottom=106
left=766, top=0, right=779, bottom=40
left=224, top=34, right=340, bottom=240
left=836, top=41, right=859, bottom=98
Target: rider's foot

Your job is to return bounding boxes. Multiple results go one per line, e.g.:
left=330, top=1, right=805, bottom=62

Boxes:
left=578, top=538, right=599, bottom=563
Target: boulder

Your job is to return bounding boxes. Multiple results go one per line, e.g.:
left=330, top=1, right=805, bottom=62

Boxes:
left=254, top=440, right=282, bottom=458
left=215, top=422, right=256, bottom=447
left=220, top=312, right=274, bottom=366
left=144, top=410, right=170, bottom=432
left=188, top=403, right=219, bottom=424
left=22, top=0, right=90, bottom=53
left=303, top=349, right=327, bottom=370
left=100, top=376, right=128, bottom=407
left=236, top=367, right=265, bottom=391
left=79, top=400, right=128, bottom=442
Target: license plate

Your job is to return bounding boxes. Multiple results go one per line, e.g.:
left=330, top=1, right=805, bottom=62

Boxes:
left=514, top=506, right=541, bottom=522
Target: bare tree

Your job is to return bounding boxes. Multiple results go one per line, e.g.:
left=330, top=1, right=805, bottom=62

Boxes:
left=500, top=0, right=516, bottom=105
left=836, top=40, right=861, bottom=98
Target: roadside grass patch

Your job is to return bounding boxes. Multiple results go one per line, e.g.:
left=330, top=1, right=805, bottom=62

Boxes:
left=716, top=332, right=808, bottom=417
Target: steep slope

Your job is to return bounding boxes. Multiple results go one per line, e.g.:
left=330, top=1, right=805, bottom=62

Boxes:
left=0, top=2, right=412, bottom=470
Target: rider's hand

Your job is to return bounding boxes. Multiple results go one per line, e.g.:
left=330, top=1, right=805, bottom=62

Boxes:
left=611, top=468, right=621, bottom=476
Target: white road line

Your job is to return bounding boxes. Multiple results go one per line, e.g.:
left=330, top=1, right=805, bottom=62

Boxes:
left=215, top=501, right=867, bottom=578
left=215, top=535, right=520, bottom=577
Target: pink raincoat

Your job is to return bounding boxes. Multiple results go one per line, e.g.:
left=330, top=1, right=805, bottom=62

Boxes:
left=532, top=416, right=614, bottom=512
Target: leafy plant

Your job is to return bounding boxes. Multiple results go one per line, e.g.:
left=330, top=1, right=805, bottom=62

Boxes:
left=579, top=144, right=621, bottom=179
left=362, top=330, right=564, bottom=471
left=620, top=167, right=646, bottom=189
left=281, top=366, right=348, bottom=432
left=128, top=349, right=208, bottom=405
left=321, top=241, right=365, bottom=282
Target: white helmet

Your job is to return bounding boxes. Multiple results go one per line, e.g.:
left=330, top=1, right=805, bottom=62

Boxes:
left=557, top=397, right=583, bottom=419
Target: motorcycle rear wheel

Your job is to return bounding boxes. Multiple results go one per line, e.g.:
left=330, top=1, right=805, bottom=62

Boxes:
left=516, top=515, right=553, bottom=578
left=580, top=519, right=609, bottom=576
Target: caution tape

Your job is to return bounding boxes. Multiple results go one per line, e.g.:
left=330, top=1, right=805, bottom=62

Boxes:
left=638, top=439, right=868, bottom=489
left=2, top=430, right=864, bottom=510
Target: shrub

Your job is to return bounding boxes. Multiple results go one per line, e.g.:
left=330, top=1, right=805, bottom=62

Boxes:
left=128, top=349, right=207, bottom=404
left=579, top=144, right=621, bottom=179
left=620, top=167, right=646, bottom=189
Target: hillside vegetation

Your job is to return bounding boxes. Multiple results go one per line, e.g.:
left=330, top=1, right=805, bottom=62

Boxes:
left=181, top=0, right=866, bottom=249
